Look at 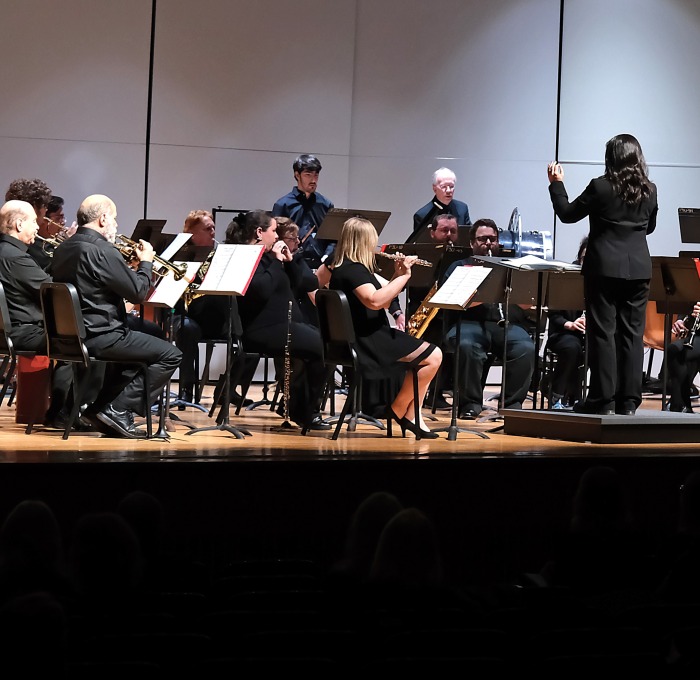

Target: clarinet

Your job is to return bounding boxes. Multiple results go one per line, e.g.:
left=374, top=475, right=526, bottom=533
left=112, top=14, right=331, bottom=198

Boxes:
left=683, top=314, right=700, bottom=349
left=278, top=299, right=294, bottom=428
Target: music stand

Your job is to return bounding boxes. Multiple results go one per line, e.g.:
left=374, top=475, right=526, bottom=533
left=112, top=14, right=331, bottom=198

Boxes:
left=316, top=208, right=391, bottom=243
left=185, top=243, right=264, bottom=439
left=679, top=208, right=700, bottom=244
left=543, top=270, right=587, bottom=404
left=649, top=256, right=700, bottom=409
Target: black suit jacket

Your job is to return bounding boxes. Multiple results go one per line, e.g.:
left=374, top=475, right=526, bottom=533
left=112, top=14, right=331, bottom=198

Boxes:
left=549, top=177, right=658, bottom=279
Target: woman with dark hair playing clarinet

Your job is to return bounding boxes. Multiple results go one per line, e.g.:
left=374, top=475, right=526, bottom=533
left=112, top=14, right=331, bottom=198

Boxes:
left=328, top=217, right=442, bottom=438
left=227, top=210, right=329, bottom=430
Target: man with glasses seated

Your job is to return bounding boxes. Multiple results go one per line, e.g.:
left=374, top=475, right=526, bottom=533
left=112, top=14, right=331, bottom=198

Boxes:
left=440, top=219, right=535, bottom=419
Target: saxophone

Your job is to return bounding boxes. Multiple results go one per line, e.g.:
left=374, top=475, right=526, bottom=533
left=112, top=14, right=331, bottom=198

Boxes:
left=183, top=248, right=215, bottom=310
left=406, top=281, right=440, bottom=338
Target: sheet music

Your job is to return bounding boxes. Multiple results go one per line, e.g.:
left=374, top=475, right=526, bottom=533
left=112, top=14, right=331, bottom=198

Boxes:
left=160, top=233, right=192, bottom=261
left=197, top=244, right=265, bottom=296
left=147, top=261, right=201, bottom=308
left=427, top=265, right=492, bottom=310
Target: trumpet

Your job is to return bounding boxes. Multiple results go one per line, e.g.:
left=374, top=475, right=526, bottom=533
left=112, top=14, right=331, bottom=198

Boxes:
left=34, top=233, right=63, bottom=255
left=376, top=251, right=432, bottom=267
left=114, top=234, right=188, bottom=281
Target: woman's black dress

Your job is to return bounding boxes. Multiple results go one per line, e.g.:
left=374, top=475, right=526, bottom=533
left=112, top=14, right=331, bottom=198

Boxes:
left=330, top=260, right=430, bottom=379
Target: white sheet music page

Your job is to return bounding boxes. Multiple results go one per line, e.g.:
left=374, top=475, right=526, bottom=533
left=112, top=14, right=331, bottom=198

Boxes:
left=196, top=244, right=265, bottom=296
left=147, top=261, right=202, bottom=308
left=505, top=255, right=581, bottom=271
left=427, top=265, right=492, bottom=310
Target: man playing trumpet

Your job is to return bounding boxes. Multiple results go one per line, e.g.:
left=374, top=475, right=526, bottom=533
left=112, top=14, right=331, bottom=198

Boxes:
left=51, top=194, right=182, bottom=438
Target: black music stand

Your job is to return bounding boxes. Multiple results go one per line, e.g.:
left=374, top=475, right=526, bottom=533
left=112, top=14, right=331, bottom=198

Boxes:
left=185, top=243, right=264, bottom=439
left=649, top=256, right=700, bottom=410
left=543, top=269, right=587, bottom=404
left=316, top=208, right=391, bottom=244
left=470, top=257, right=542, bottom=424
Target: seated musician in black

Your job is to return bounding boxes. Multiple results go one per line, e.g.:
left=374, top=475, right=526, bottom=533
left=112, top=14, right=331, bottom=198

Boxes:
left=546, top=236, right=587, bottom=409
left=441, top=219, right=536, bottom=419
left=51, top=194, right=182, bottom=439
left=667, top=301, right=700, bottom=413
left=227, top=210, right=329, bottom=430
left=0, top=200, right=71, bottom=426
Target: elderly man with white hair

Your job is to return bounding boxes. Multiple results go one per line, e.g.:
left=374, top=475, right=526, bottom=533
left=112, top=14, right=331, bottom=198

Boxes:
left=410, top=167, right=471, bottom=241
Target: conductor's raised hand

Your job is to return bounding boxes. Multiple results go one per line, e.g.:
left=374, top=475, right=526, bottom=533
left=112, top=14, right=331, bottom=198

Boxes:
left=547, top=161, right=564, bottom=183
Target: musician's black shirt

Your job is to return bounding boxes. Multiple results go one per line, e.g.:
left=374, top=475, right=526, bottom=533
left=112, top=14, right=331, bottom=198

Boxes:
left=51, top=227, right=153, bottom=339
left=0, top=234, right=50, bottom=328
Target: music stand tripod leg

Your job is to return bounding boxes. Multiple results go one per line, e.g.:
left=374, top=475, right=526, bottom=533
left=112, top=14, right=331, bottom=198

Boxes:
left=430, top=320, right=489, bottom=440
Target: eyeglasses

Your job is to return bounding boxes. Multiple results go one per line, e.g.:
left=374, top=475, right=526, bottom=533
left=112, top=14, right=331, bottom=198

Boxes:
left=283, top=235, right=300, bottom=242
left=474, top=236, right=498, bottom=244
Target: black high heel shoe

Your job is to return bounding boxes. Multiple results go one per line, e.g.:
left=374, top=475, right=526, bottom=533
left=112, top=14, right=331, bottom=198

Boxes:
left=386, top=407, right=407, bottom=438
left=400, top=416, right=439, bottom=440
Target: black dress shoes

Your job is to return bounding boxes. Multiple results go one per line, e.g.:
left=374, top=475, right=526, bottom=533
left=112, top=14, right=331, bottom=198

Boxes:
left=93, top=404, right=148, bottom=439
left=572, top=401, right=615, bottom=416
left=300, top=415, right=332, bottom=431
left=458, top=407, right=480, bottom=420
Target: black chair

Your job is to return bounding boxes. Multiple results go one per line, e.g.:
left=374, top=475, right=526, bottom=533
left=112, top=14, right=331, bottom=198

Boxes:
left=308, top=289, right=422, bottom=440
left=0, top=282, right=37, bottom=407
left=27, top=282, right=153, bottom=439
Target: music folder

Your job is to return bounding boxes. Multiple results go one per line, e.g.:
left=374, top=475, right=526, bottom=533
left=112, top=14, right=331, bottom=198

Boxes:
left=679, top=208, right=700, bottom=244
left=316, top=208, right=391, bottom=242
left=196, top=244, right=265, bottom=296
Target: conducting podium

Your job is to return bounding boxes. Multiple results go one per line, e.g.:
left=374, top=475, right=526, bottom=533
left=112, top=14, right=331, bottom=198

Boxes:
left=184, top=243, right=265, bottom=439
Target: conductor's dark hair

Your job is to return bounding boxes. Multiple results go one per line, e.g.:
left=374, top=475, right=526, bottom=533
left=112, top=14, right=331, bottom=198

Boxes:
left=576, top=235, right=589, bottom=265
left=293, top=154, right=322, bottom=174
left=469, top=218, right=498, bottom=243
left=225, top=209, right=273, bottom=244
left=604, top=133, right=653, bottom=206
left=5, top=178, right=52, bottom=211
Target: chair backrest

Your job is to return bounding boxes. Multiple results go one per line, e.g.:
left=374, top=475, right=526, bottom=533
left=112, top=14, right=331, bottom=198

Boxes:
left=0, top=282, right=15, bottom=356
left=315, top=289, right=357, bottom=368
left=39, top=282, right=90, bottom=364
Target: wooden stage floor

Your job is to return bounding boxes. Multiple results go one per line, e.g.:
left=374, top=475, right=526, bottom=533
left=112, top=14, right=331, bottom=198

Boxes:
left=2, top=384, right=699, bottom=463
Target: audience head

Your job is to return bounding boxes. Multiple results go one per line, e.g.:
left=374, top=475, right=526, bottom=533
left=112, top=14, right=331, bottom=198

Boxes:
left=469, top=218, right=500, bottom=257
left=76, top=195, right=118, bottom=243
left=429, top=214, right=458, bottom=244
left=183, top=209, right=216, bottom=248
left=333, top=216, right=378, bottom=270
left=117, top=490, right=166, bottom=561
left=678, top=470, right=700, bottom=536
left=571, top=465, right=632, bottom=534
left=370, top=507, right=442, bottom=589
left=432, top=167, right=457, bottom=205
left=340, top=491, right=403, bottom=581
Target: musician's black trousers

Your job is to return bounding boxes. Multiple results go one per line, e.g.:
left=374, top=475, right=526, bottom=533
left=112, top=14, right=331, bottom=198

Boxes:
left=584, top=275, right=649, bottom=410
left=667, top=336, right=700, bottom=411
left=244, top=321, right=325, bottom=425
left=86, top=329, right=182, bottom=416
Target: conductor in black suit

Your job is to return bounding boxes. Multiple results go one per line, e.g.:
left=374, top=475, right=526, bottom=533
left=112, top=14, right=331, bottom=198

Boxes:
left=548, top=133, right=658, bottom=416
